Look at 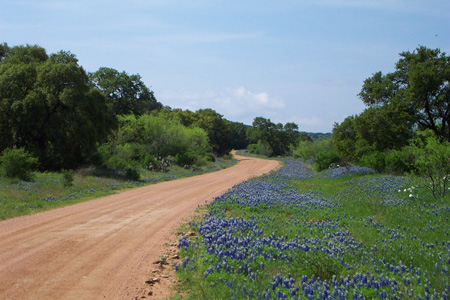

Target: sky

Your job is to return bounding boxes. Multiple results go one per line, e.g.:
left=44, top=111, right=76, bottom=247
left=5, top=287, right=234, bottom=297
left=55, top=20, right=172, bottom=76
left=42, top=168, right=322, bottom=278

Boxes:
left=1, top=0, right=449, bottom=132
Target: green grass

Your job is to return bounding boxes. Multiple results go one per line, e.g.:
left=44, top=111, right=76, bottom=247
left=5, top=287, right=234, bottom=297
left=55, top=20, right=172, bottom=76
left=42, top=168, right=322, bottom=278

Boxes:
left=171, top=162, right=450, bottom=299
left=0, top=158, right=236, bottom=220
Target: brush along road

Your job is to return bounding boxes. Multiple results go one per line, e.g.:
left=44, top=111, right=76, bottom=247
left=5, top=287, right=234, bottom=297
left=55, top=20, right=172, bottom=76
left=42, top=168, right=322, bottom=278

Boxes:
left=0, top=154, right=279, bottom=300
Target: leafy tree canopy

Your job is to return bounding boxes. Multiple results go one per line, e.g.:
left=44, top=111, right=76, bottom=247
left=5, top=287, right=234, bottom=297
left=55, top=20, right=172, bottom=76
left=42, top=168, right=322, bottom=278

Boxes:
left=152, top=108, right=235, bottom=156
left=247, top=117, right=307, bottom=156
left=0, top=44, right=117, bottom=170
left=89, top=67, right=162, bottom=116
left=359, top=46, right=450, bottom=141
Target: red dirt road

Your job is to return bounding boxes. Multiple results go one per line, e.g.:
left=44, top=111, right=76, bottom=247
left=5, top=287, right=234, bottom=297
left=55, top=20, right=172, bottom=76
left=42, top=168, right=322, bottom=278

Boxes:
left=0, top=155, right=279, bottom=300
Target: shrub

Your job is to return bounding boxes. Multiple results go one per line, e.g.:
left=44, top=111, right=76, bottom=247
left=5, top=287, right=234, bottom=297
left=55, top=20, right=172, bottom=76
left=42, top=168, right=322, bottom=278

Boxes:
left=125, top=167, right=140, bottom=181
left=408, top=130, right=450, bottom=198
left=293, top=141, right=312, bottom=160
left=359, top=152, right=386, bottom=172
left=384, top=149, right=413, bottom=175
left=314, top=151, right=340, bottom=171
left=176, top=151, right=197, bottom=167
left=0, top=147, right=38, bottom=181
left=247, top=141, right=272, bottom=157
left=61, top=169, right=74, bottom=187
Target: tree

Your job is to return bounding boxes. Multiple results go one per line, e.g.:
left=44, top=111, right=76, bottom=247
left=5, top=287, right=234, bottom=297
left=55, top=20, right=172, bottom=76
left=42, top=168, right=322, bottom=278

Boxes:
left=332, top=105, right=413, bottom=165
left=332, top=116, right=357, bottom=162
left=192, top=109, right=233, bottom=156
left=247, top=117, right=302, bottom=156
left=353, top=106, right=413, bottom=155
left=0, top=45, right=117, bottom=169
left=0, top=43, right=10, bottom=62
left=89, top=67, right=162, bottom=116
left=229, top=121, right=249, bottom=150
left=359, top=46, right=450, bottom=141
left=407, top=130, right=450, bottom=198
left=99, top=114, right=211, bottom=169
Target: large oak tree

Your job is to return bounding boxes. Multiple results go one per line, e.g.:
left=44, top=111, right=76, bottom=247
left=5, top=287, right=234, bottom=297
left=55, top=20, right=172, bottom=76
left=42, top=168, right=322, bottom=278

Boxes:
left=0, top=45, right=117, bottom=169
left=359, top=46, right=450, bottom=141
left=89, top=67, right=162, bottom=116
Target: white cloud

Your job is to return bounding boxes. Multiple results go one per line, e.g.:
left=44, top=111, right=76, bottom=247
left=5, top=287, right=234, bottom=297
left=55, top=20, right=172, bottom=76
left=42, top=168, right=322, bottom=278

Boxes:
left=159, top=86, right=285, bottom=124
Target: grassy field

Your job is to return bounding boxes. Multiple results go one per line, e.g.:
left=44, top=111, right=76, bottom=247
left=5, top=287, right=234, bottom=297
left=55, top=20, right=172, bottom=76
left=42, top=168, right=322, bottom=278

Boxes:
left=172, top=158, right=450, bottom=299
left=0, top=158, right=236, bottom=220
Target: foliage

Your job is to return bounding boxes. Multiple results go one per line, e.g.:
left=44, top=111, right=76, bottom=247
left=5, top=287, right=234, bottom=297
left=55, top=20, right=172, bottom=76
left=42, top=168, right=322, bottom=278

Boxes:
left=0, top=147, right=38, bottom=181
left=89, top=67, right=162, bottom=116
left=0, top=44, right=117, bottom=170
left=155, top=108, right=234, bottom=156
left=314, top=150, right=340, bottom=171
left=0, top=42, right=10, bottom=62
left=359, top=152, right=386, bottom=172
left=332, top=116, right=358, bottom=162
left=176, top=151, right=197, bottom=167
left=99, top=113, right=211, bottom=170
left=187, top=109, right=233, bottom=156
left=333, top=105, right=413, bottom=165
left=247, top=117, right=308, bottom=157
left=333, top=46, right=449, bottom=168
left=384, top=148, right=415, bottom=175
left=229, top=121, right=250, bottom=150
left=359, top=46, right=450, bottom=142
left=407, top=130, right=450, bottom=198
left=125, top=167, right=140, bottom=181
left=247, top=141, right=273, bottom=157
left=294, top=138, right=333, bottom=161
left=61, top=169, right=74, bottom=187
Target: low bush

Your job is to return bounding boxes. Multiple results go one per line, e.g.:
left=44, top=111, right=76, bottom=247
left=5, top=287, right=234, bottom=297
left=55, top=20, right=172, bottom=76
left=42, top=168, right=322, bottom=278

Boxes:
left=359, top=152, right=386, bottom=172
left=125, top=168, right=140, bottom=181
left=176, top=151, right=197, bottom=167
left=408, top=130, right=450, bottom=198
left=0, top=147, right=38, bottom=181
left=61, top=169, right=74, bottom=187
left=247, top=141, right=272, bottom=157
left=314, top=150, right=340, bottom=171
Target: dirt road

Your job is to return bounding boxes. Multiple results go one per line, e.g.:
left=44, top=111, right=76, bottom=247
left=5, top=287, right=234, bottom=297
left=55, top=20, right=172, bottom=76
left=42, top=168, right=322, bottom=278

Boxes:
left=0, top=155, right=279, bottom=300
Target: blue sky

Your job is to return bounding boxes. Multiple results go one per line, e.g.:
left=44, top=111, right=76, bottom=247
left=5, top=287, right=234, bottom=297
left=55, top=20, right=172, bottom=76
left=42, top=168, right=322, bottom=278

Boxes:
left=1, top=0, right=449, bottom=132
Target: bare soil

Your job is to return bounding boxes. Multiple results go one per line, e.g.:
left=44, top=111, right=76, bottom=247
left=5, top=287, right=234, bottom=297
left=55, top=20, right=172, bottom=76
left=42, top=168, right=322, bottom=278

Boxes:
left=0, top=155, right=279, bottom=300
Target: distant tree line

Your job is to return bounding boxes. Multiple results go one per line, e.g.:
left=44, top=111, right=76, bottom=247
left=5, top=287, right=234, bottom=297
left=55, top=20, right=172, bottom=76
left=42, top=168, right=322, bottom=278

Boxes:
left=246, top=117, right=311, bottom=157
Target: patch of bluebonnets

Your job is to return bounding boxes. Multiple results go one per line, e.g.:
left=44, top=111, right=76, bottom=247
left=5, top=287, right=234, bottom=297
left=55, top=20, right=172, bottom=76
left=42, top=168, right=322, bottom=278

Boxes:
left=177, top=159, right=450, bottom=300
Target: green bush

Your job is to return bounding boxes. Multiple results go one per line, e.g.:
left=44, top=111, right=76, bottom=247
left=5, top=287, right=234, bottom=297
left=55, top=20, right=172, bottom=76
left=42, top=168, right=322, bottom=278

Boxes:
left=359, top=152, right=386, bottom=172
left=61, top=169, right=74, bottom=187
left=247, top=141, right=272, bottom=157
left=408, top=130, right=450, bottom=198
left=125, top=168, right=140, bottom=181
left=176, top=151, right=197, bottom=167
left=384, top=149, right=413, bottom=175
left=0, top=147, right=38, bottom=181
left=314, top=151, right=340, bottom=171
left=293, top=141, right=312, bottom=160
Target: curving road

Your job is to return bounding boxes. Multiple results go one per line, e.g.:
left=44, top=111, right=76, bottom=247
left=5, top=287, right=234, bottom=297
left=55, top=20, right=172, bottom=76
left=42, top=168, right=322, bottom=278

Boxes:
left=0, top=154, right=279, bottom=300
